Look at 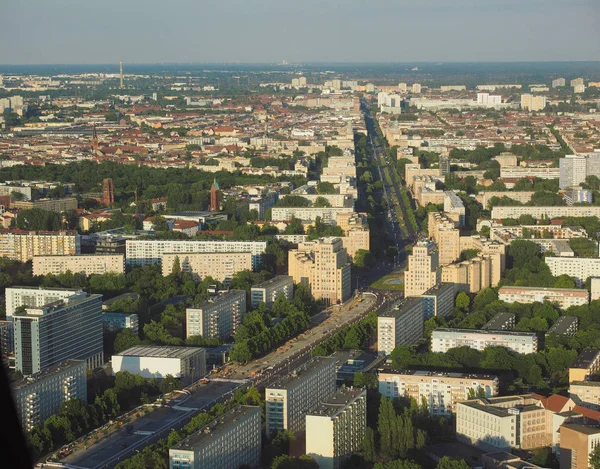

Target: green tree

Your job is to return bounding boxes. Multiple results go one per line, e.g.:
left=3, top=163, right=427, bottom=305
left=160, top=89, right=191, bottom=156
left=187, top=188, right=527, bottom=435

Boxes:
left=317, top=182, right=336, bottom=194
left=354, top=249, right=376, bottom=268
left=362, top=427, right=377, bottom=463
left=436, top=457, right=471, bottom=469
left=313, top=196, right=332, bottom=208
left=590, top=445, right=600, bottom=469
left=172, top=256, right=181, bottom=275
left=113, top=329, right=142, bottom=353
left=455, top=292, right=470, bottom=311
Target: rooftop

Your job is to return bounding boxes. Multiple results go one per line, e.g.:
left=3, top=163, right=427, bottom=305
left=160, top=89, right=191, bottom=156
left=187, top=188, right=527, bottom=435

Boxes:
left=172, top=406, right=260, bottom=451
left=420, top=282, right=455, bottom=297
left=378, top=368, right=498, bottom=381
left=267, top=356, right=335, bottom=389
left=379, top=296, right=422, bottom=318
left=116, top=345, right=205, bottom=359
left=12, top=360, right=85, bottom=391
left=482, top=312, right=515, bottom=331
left=499, top=285, right=588, bottom=296
left=251, top=275, right=293, bottom=289
left=433, top=328, right=537, bottom=338
left=547, top=316, right=578, bottom=335
left=306, top=387, right=365, bottom=418
left=189, top=289, right=245, bottom=310
left=571, top=350, right=600, bottom=369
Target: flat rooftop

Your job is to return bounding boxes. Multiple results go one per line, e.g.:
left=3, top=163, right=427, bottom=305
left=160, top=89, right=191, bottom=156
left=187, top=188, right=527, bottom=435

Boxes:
left=252, top=275, right=292, bottom=289
left=379, top=296, right=422, bottom=318
left=189, top=290, right=245, bottom=310
left=116, top=346, right=204, bottom=359
left=12, top=360, right=85, bottom=391
left=378, top=368, right=498, bottom=381
left=421, top=282, right=455, bottom=297
left=172, top=406, right=260, bottom=451
left=433, top=328, right=537, bottom=338
left=482, top=312, right=515, bottom=331
left=499, top=285, right=587, bottom=295
left=267, top=356, right=335, bottom=389
left=307, top=387, right=365, bottom=418
left=572, top=350, right=600, bottom=369
left=547, top=316, right=578, bottom=335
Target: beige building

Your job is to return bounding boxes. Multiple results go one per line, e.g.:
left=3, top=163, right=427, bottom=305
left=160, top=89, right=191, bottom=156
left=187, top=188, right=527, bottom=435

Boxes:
left=559, top=424, right=600, bottom=469
left=569, top=350, right=600, bottom=384
left=521, top=94, right=547, bottom=111
left=288, top=237, right=351, bottom=304
left=404, top=241, right=439, bottom=297
left=251, top=275, right=294, bottom=309
left=33, top=254, right=125, bottom=276
left=0, top=230, right=80, bottom=262
left=493, top=152, right=519, bottom=168
left=377, top=297, right=424, bottom=355
left=161, top=252, right=253, bottom=282
left=405, top=164, right=443, bottom=191
left=169, top=406, right=261, bottom=469
left=378, top=370, right=499, bottom=416
left=499, top=286, right=589, bottom=309
left=492, top=206, right=600, bottom=220
left=305, top=387, right=367, bottom=469
left=266, top=356, right=337, bottom=437
left=12, top=197, right=78, bottom=213
left=186, top=290, right=246, bottom=340
left=429, top=212, right=461, bottom=265
left=441, top=254, right=499, bottom=293
left=342, top=227, right=370, bottom=260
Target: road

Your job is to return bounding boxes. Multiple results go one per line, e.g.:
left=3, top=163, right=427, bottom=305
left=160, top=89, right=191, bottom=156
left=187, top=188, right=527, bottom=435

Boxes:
left=52, top=291, right=391, bottom=469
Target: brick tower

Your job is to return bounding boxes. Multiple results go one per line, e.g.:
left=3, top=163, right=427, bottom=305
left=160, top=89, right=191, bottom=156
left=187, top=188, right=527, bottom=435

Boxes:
left=102, top=178, right=115, bottom=206
left=209, top=178, right=221, bottom=212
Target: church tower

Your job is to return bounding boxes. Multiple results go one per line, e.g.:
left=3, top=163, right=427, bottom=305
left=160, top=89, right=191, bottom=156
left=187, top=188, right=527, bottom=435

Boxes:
left=91, top=125, right=99, bottom=152
left=209, top=178, right=221, bottom=212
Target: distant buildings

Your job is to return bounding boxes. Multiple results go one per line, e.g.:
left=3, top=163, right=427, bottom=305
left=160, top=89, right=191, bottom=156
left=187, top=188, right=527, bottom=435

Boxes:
left=32, top=254, right=125, bottom=276
left=265, top=356, right=336, bottom=437
left=112, top=345, right=206, bottom=379
left=377, top=297, right=424, bottom=355
left=431, top=328, right=538, bottom=354
left=0, top=230, right=80, bottom=262
left=169, top=406, right=261, bottom=469
left=559, top=151, right=600, bottom=189
left=404, top=241, right=439, bottom=297
left=552, top=78, right=566, bottom=88
left=288, top=237, right=351, bottom=305
left=305, top=387, right=367, bottom=469
left=161, top=252, right=253, bottom=282
left=520, top=94, right=547, bottom=111
left=546, top=257, right=600, bottom=287
left=102, top=178, right=114, bottom=206
left=12, top=197, right=78, bottom=213
left=491, top=205, right=600, bottom=220
left=186, top=290, right=247, bottom=340
left=11, top=360, right=87, bottom=431
left=378, top=369, right=499, bottom=416
left=13, top=292, right=103, bottom=374
left=250, top=275, right=294, bottom=309
left=498, top=286, right=589, bottom=309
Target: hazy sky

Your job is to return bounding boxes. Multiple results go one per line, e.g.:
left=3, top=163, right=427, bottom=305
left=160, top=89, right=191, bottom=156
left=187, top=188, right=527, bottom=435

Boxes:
left=2, top=0, right=599, bottom=64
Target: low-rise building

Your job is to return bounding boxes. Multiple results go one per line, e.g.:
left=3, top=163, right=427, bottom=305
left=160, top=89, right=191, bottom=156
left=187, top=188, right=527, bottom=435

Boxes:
left=169, top=406, right=261, bottom=469
left=499, top=286, right=589, bottom=309
left=569, top=350, right=600, bottom=383
left=378, top=369, right=499, bottom=416
left=32, top=254, right=125, bottom=276
left=559, top=424, right=600, bottom=469
left=102, top=312, right=139, bottom=334
left=305, top=387, right=367, bottom=469
left=250, top=275, right=294, bottom=309
left=161, top=252, right=253, bottom=282
left=482, top=313, right=516, bottom=331
left=186, top=290, right=246, bottom=340
left=431, top=328, right=538, bottom=354
left=112, top=346, right=206, bottom=380
left=547, top=316, right=579, bottom=337
left=377, top=297, right=424, bottom=355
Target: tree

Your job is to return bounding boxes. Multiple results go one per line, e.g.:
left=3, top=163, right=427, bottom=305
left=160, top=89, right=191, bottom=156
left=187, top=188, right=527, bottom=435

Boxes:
left=377, top=397, right=396, bottom=457
left=317, top=182, right=336, bottom=194
left=436, top=457, right=471, bottom=469
left=313, top=196, right=332, bottom=208
left=473, top=288, right=498, bottom=311
left=362, top=428, right=377, bottom=463
left=151, top=215, right=171, bottom=231
left=354, top=372, right=379, bottom=389
left=172, top=256, right=181, bottom=275
left=455, top=292, right=470, bottom=311
left=113, top=329, right=142, bottom=353
left=590, top=444, right=600, bottom=469
left=353, top=249, right=376, bottom=269
left=272, top=455, right=318, bottom=469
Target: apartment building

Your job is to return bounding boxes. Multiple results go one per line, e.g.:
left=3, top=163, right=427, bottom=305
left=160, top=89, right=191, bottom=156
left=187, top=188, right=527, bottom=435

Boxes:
left=404, top=241, right=439, bottom=297
left=112, top=346, right=206, bottom=379
left=444, top=192, right=466, bottom=226
left=305, top=387, right=367, bottom=469
left=265, top=356, right=336, bottom=437
left=441, top=254, right=499, bottom=293
left=420, top=283, right=456, bottom=320
left=161, top=252, right=253, bottom=282
left=457, top=395, right=552, bottom=452
left=431, top=329, right=538, bottom=354
left=250, top=275, right=293, bottom=309
left=125, top=239, right=267, bottom=268
left=0, top=230, right=80, bottom=262
left=270, top=207, right=350, bottom=224
left=342, top=227, right=370, bottom=260
left=499, top=167, right=560, bottom=180
left=377, top=297, right=424, bottom=355
left=169, top=406, right=261, bottom=469
left=32, top=254, right=125, bottom=276
left=547, top=316, right=579, bottom=337
left=12, top=197, right=78, bottom=213
left=429, top=212, right=461, bottom=265
left=492, top=206, right=600, bottom=220
left=186, top=290, right=246, bottom=340
left=5, top=286, right=85, bottom=318
left=11, top=360, right=87, bottom=431
left=560, top=155, right=589, bottom=189
left=0, top=320, right=13, bottom=356
left=499, top=286, right=589, bottom=309
left=13, top=292, right=103, bottom=374
left=569, top=350, right=600, bottom=384
left=559, top=424, right=600, bottom=469
left=546, top=257, right=600, bottom=287
left=102, top=312, right=139, bottom=334
left=520, top=94, right=547, bottom=111
left=482, top=313, right=516, bottom=331
left=288, top=237, right=351, bottom=305
left=379, top=370, right=499, bottom=416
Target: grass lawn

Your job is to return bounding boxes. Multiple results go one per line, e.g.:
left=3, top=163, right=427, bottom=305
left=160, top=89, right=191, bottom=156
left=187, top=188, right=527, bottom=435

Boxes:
left=370, top=273, right=405, bottom=291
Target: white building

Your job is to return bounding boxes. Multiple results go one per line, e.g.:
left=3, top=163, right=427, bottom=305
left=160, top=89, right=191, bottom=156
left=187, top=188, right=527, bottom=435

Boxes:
left=250, top=275, right=294, bottom=309
left=498, top=286, right=589, bottom=309
left=431, top=328, right=538, bottom=354
left=546, top=257, right=600, bottom=287
left=161, top=252, right=253, bottom=282
left=125, top=239, right=267, bottom=268
left=270, top=207, right=350, bottom=225
left=102, top=312, right=139, bottom=333
left=491, top=206, right=600, bottom=220
left=377, top=297, right=424, bottom=355
left=305, top=388, right=367, bottom=469
left=112, top=346, right=206, bottom=379
left=11, top=360, right=87, bottom=431
left=169, top=406, right=261, bottom=469
left=186, top=290, right=246, bottom=340
left=5, top=286, right=84, bottom=318
left=560, top=155, right=589, bottom=189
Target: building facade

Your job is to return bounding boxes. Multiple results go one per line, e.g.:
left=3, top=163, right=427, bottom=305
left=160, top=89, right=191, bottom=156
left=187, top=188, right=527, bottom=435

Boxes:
left=377, top=297, right=424, bottom=355
left=404, top=241, right=439, bottom=297
left=102, top=312, right=139, bottom=334
left=546, top=257, right=600, bottom=287
left=12, top=197, right=78, bottom=213
left=499, top=286, right=589, bottom=309
left=161, top=252, right=253, bottom=282
left=112, top=346, right=206, bottom=379
left=431, top=328, right=538, bottom=354
left=5, top=286, right=84, bottom=318
left=250, top=275, right=294, bottom=309
left=420, top=283, right=456, bottom=320
left=32, top=254, right=125, bottom=276
left=0, top=230, right=80, bottom=262
left=559, top=424, right=600, bottom=469
left=186, top=290, right=247, bottom=340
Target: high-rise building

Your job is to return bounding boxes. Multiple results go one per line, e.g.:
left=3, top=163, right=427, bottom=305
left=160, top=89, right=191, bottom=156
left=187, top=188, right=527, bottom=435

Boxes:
left=419, top=283, right=456, bottom=320
left=520, top=94, right=547, bottom=111
left=412, top=83, right=422, bottom=94
left=378, top=369, right=498, bottom=416
left=0, top=230, right=80, bottom=262
left=186, top=290, right=246, bottom=340
left=377, top=297, right=424, bottom=355
left=102, top=178, right=114, bottom=206
left=265, top=356, right=336, bottom=437
left=546, top=257, right=600, bottom=287
left=169, top=406, right=261, bottom=469
left=305, top=387, right=367, bottom=469
left=0, top=320, right=14, bottom=357
left=443, top=192, right=466, bottom=226
left=431, top=328, right=538, bottom=354
left=552, top=77, right=566, bottom=88
left=119, top=59, right=124, bottom=89
left=13, top=292, right=103, bottom=374
left=404, top=241, right=439, bottom=297
left=428, top=212, right=461, bottom=265
left=571, top=78, right=584, bottom=87
left=5, top=286, right=84, bottom=318
left=288, top=237, right=351, bottom=305
left=161, top=252, right=253, bottom=282
left=439, top=156, right=450, bottom=176
left=209, top=178, right=221, bottom=212
left=250, top=275, right=294, bottom=309
left=11, top=360, right=87, bottom=431
left=560, top=155, right=588, bottom=189
left=91, top=125, right=99, bottom=152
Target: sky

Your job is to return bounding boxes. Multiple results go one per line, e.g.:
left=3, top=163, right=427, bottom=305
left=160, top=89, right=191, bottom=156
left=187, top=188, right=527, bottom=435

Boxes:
left=2, top=0, right=599, bottom=64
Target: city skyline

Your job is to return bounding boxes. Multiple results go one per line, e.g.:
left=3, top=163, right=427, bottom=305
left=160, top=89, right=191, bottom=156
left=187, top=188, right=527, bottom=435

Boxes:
left=2, top=0, right=599, bottom=65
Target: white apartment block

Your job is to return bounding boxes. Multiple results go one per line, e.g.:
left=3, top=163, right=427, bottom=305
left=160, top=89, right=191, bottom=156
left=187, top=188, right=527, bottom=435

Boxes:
left=305, top=388, right=367, bottom=469
left=499, top=167, right=560, bottom=180
left=5, top=286, right=84, bottom=318
left=125, top=240, right=267, bottom=268
left=492, top=206, right=600, bottom=220
left=431, top=329, right=538, bottom=354
left=250, top=275, right=293, bottom=309
left=498, top=286, right=589, bottom=309
left=11, top=360, right=87, bottom=431
left=186, top=290, right=246, bottom=340
left=546, top=257, right=600, bottom=287
left=32, top=254, right=125, bottom=276
left=377, top=297, right=424, bottom=355
left=112, top=346, right=206, bottom=379
left=169, top=406, right=261, bottom=469
left=161, top=252, right=253, bottom=282
left=270, top=207, right=350, bottom=225
left=378, top=370, right=499, bottom=416
left=266, top=356, right=337, bottom=437
left=444, top=192, right=466, bottom=226
left=0, top=230, right=80, bottom=262
left=456, top=400, right=518, bottom=452
left=560, top=155, right=588, bottom=189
